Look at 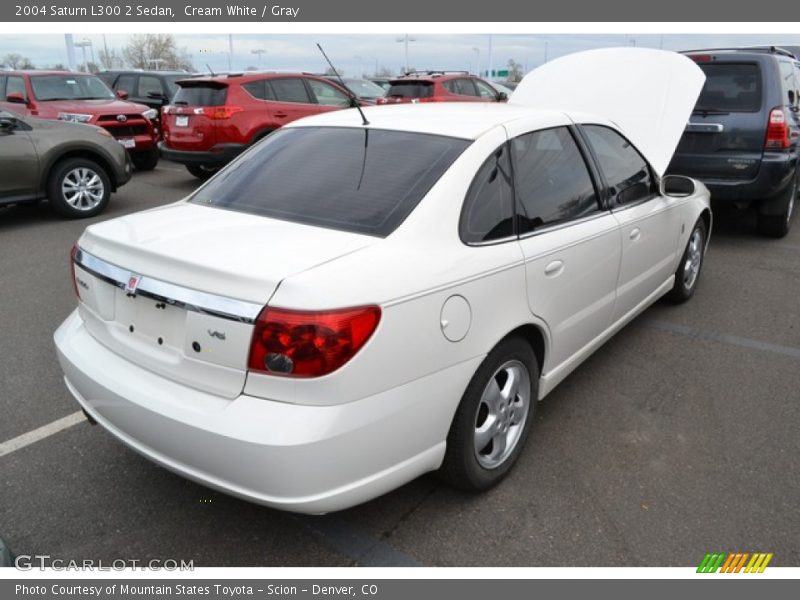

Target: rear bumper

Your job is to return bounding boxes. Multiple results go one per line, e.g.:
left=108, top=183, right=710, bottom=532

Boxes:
left=54, top=309, right=475, bottom=513
left=158, top=142, right=246, bottom=166
left=687, top=152, right=797, bottom=205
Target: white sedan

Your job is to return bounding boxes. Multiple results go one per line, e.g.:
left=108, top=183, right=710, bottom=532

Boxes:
left=55, top=49, right=710, bottom=513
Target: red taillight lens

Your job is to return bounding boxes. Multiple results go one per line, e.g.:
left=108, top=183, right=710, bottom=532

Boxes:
left=766, top=107, right=790, bottom=149
left=70, top=244, right=80, bottom=298
left=248, top=305, right=381, bottom=378
left=211, top=106, right=243, bottom=119
left=690, top=54, right=713, bottom=63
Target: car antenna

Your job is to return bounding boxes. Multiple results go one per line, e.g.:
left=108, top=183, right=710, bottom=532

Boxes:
left=206, top=63, right=215, bottom=76
left=316, top=43, right=369, bottom=126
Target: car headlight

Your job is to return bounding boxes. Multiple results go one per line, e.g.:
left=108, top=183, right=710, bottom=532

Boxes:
left=142, top=108, right=158, bottom=120
left=57, top=113, right=92, bottom=123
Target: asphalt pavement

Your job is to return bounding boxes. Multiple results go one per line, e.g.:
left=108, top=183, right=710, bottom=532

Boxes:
left=0, top=163, right=798, bottom=567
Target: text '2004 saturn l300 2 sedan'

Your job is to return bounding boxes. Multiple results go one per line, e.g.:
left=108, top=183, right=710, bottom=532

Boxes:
left=54, top=48, right=711, bottom=514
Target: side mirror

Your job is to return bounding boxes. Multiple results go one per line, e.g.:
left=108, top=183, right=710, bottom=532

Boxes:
left=497, top=92, right=508, bottom=102
left=116, top=89, right=129, bottom=100
left=660, top=174, right=696, bottom=198
left=0, top=117, right=17, bottom=131
left=6, top=92, right=27, bottom=105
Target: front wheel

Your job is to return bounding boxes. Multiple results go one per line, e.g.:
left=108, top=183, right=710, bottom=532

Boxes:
left=132, top=147, right=159, bottom=171
left=439, top=336, right=538, bottom=491
left=665, top=218, right=707, bottom=304
left=47, top=158, right=111, bottom=219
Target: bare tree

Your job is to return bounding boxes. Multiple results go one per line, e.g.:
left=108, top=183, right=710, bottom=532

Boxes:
left=98, top=47, right=122, bottom=70
left=2, top=53, right=34, bottom=69
left=506, top=59, right=523, bottom=82
left=376, top=66, right=395, bottom=77
left=122, top=34, right=193, bottom=71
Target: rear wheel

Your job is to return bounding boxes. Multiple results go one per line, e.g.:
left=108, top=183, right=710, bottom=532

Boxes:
left=439, top=336, right=538, bottom=491
left=665, top=218, right=707, bottom=304
left=757, top=172, right=796, bottom=238
left=132, top=148, right=159, bottom=171
left=186, top=164, right=219, bottom=180
left=47, top=158, right=111, bottom=219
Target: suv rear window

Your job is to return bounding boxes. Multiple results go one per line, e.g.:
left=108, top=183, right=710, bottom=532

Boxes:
left=694, top=63, right=762, bottom=112
left=386, top=82, right=434, bottom=99
left=191, top=127, right=470, bottom=236
left=173, top=83, right=227, bottom=106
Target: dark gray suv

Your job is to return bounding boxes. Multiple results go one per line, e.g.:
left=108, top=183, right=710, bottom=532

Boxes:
left=668, top=46, right=800, bottom=237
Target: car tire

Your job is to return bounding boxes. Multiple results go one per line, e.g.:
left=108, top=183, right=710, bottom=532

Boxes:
left=439, top=336, right=538, bottom=491
left=132, top=148, right=159, bottom=171
left=47, top=158, right=111, bottom=219
left=186, top=164, right=219, bottom=180
left=665, top=217, right=707, bottom=304
left=757, top=172, right=797, bottom=238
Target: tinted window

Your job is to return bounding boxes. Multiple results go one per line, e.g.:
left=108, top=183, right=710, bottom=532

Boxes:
left=386, top=82, right=433, bottom=99
left=29, top=75, right=114, bottom=101
left=115, top=74, right=136, bottom=95
left=444, top=79, right=477, bottom=96
left=307, top=79, right=350, bottom=106
left=173, top=83, right=227, bottom=106
left=6, top=76, right=26, bottom=101
left=475, top=79, right=498, bottom=99
left=779, top=61, right=798, bottom=105
left=191, top=127, right=470, bottom=237
left=511, top=128, right=599, bottom=233
left=582, top=125, right=653, bottom=206
left=460, top=145, right=514, bottom=243
left=271, top=78, right=312, bottom=103
left=695, top=63, right=762, bottom=112
left=242, top=80, right=275, bottom=101
left=138, top=75, right=162, bottom=98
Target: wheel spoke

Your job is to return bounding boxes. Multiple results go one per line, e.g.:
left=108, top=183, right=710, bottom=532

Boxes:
left=500, top=366, right=520, bottom=402
left=482, top=378, right=503, bottom=413
left=474, top=416, right=500, bottom=452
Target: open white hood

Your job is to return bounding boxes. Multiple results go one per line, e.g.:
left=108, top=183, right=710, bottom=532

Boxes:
left=510, top=48, right=706, bottom=177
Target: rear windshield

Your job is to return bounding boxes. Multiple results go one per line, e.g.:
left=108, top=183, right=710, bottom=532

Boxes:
left=694, top=63, right=762, bottom=112
left=191, top=127, right=470, bottom=237
left=386, top=81, right=434, bottom=99
left=173, top=83, right=227, bottom=106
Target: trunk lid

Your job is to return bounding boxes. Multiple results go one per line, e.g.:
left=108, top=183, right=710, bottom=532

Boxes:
left=163, top=81, right=228, bottom=151
left=74, top=202, right=377, bottom=398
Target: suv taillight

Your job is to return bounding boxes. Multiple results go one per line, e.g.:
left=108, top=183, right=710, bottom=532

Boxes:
left=248, top=305, right=381, bottom=378
left=765, top=107, right=791, bottom=149
left=70, top=244, right=80, bottom=298
left=212, top=106, right=243, bottom=119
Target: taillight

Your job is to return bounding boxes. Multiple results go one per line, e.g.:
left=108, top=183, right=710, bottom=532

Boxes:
left=70, top=244, right=80, bottom=298
left=248, top=305, right=381, bottom=378
left=211, top=106, right=244, bottom=119
left=765, top=107, right=791, bottom=149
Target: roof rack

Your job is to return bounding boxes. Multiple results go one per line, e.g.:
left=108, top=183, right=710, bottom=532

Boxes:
left=681, top=46, right=797, bottom=59
left=402, top=70, right=470, bottom=77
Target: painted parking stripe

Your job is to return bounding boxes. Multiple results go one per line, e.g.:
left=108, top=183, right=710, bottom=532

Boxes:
left=0, top=411, right=85, bottom=458
left=641, top=318, right=800, bottom=360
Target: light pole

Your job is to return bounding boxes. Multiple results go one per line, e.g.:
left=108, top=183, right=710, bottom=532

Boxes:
left=74, top=39, right=91, bottom=72
left=395, top=34, right=416, bottom=74
left=251, top=48, right=266, bottom=67
left=472, top=47, right=481, bottom=76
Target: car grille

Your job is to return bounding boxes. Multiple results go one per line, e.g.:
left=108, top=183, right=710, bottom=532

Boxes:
left=97, top=114, right=149, bottom=138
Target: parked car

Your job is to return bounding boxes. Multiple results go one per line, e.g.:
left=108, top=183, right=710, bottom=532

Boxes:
left=55, top=48, right=710, bottom=513
left=97, top=70, right=187, bottom=112
left=160, top=72, right=358, bottom=179
left=376, top=71, right=507, bottom=104
left=369, top=77, right=391, bottom=91
left=668, top=46, right=800, bottom=237
left=1, top=108, right=131, bottom=218
left=0, top=71, right=159, bottom=171
left=321, top=76, right=386, bottom=104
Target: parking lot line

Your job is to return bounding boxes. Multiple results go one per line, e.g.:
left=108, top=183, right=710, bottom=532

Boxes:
left=0, top=411, right=85, bottom=458
left=641, top=318, right=800, bottom=360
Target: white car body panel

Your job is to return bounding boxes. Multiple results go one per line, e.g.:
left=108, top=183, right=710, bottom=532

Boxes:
left=510, top=47, right=706, bottom=177
left=55, top=54, right=711, bottom=512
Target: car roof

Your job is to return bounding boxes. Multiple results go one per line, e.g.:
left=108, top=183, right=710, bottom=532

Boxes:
left=13, top=70, right=88, bottom=76
left=286, top=102, right=603, bottom=140
left=185, top=71, right=326, bottom=84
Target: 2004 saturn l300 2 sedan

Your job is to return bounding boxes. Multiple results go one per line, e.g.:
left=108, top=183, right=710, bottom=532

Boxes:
left=55, top=49, right=711, bottom=513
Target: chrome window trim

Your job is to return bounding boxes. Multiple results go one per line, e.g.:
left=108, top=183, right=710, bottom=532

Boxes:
left=74, top=248, right=263, bottom=324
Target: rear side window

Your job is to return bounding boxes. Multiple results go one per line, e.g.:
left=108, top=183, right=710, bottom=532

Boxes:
left=242, top=79, right=276, bottom=101
left=695, top=63, right=762, bottom=112
left=270, top=78, right=312, bottom=104
left=460, top=145, right=515, bottom=243
left=191, top=127, right=470, bottom=237
left=582, top=125, right=654, bottom=206
left=173, top=83, right=227, bottom=106
left=511, top=127, right=599, bottom=233
left=386, top=82, right=433, bottom=99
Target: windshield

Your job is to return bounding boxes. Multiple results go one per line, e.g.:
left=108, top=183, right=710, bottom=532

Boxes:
left=341, top=78, right=386, bottom=99
left=191, top=127, right=470, bottom=237
left=30, top=75, right=115, bottom=101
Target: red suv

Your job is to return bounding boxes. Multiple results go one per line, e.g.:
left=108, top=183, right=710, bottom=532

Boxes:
left=160, top=72, right=356, bottom=179
left=0, top=71, right=160, bottom=170
left=376, top=71, right=508, bottom=104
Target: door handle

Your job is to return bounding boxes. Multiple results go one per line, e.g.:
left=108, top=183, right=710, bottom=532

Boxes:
left=544, top=260, right=564, bottom=277
left=629, top=228, right=641, bottom=241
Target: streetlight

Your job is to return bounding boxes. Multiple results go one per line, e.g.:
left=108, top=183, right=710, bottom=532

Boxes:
left=395, top=34, right=416, bottom=74
left=472, top=47, right=481, bottom=77
left=251, top=48, right=266, bottom=67
left=74, top=39, right=92, bottom=72
left=147, top=58, right=165, bottom=71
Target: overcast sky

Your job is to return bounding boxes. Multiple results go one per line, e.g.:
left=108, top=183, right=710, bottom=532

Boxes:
left=3, top=33, right=800, bottom=76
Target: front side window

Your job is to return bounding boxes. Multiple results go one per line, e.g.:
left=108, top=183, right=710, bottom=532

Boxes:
left=582, top=125, right=654, bottom=206
left=511, top=127, right=599, bottom=234
left=137, top=75, right=162, bottom=98
left=5, top=76, right=27, bottom=101
left=270, top=78, right=312, bottom=104
left=475, top=80, right=498, bottom=99
left=307, top=80, right=350, bottom=107
left=115, top=74, right=136, bottom=94
left=192, top=127, right=470, bottom=237
left=460, top=144, right=515, bottom=243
